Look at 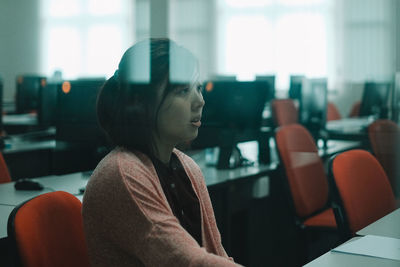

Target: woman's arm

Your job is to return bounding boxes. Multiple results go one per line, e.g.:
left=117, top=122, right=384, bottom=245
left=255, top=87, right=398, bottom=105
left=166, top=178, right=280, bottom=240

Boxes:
left=83, top=156, right=241, bottom=267
left=115, top=170, right=240, bottom=266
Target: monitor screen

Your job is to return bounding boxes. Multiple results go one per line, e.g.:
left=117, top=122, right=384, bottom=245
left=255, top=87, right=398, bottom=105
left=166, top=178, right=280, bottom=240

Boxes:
left=299, top=78, right=327, bottom=133
left=0, top=78, right=3, bottom=132
left=359, top=82, right=391, bottom=118
left=55, top=78, right=106, bottom=145
left=392, top=73, right=400, bottom=123
left=191, top=80, right=271, bottom=150
left=15, top=75, right=46, bottom=114
left=289, top=75, right=305, bottom=100
left=255, top=75, right=276, bottom=100
left=38, top=81, right=59, bottom=127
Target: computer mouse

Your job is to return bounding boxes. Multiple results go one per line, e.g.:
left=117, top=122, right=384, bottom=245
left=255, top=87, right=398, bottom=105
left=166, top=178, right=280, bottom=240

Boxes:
left=14, top=179, right=44, bottom=191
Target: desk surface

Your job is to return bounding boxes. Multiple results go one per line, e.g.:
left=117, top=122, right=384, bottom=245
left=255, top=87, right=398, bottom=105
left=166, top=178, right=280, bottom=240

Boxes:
left=0, top=205, right=15, bottom=239
left=0, top=139, right=363, bottom=240
left=3, top=113, right=38, bottom=126
left=189, top=150, right=277, bottom=188
left=326, top=117, right=374, bottom=141
left=305, top=209, right=400, bottom=266
left=317, top=139, right=362, bottom=159
left=356, top=208, right=400, bottom=239
left=0, top=172, right=89, bottom=206
left=326, top=117, right=373, bottom=132
left=0, top=173, right=89, bottom=238
left=304, top=244, right=400, bottom=267
left=3, top=139, right=55, bottom=154
left=0, top=146, right=272, bottom=239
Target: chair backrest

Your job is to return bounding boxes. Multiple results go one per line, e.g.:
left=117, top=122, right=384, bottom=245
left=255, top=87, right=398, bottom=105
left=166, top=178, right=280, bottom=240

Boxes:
left=0, top=152, right=11, bottom=183
left=271, top=99, right=298, bottom=127
left=327, top=102, right=341, bottom=121
left=348, top=101, right=361, bottom=117
left=8, top=191, right=90, bottom=267
left=275, top=124, right=329, bottom=218
left=330, top=149, right=396, bottom=236
left=368, top=119, right=400, bottom=196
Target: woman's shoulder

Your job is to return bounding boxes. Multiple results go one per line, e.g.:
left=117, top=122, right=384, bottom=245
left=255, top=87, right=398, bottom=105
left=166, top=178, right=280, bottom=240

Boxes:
left=102, top=147, right=151, bottom=167
left=90, top=147, right=155, bottom=184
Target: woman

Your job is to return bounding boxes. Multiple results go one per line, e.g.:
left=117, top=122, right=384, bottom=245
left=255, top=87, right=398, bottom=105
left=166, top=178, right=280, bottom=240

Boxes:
left=82, top=38, right=241, bottom=266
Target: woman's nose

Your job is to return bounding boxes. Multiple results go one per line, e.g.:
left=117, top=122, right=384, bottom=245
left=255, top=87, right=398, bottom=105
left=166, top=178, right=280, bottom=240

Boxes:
left=192, top=90, right=205, bottom=110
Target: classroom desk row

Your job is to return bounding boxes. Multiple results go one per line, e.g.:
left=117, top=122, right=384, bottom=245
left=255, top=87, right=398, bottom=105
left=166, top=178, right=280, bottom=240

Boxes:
left=0, top=139, right=362, bottom=235
left=304, top=208, right=400, bottom=266
left=0, top=139, right=363, bottom=266
left=0, top=141, right=280, bottom=238
left=3, top=178, right=398, bottom=267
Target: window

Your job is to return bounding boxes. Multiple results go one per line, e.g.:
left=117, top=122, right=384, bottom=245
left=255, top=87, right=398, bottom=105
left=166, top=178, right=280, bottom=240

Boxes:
left=216, top=0, right=334, bottom=90
left=40, top=0, right=134, bottom=79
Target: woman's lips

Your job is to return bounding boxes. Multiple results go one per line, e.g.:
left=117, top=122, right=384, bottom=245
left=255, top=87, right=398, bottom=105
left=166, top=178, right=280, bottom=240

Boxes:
left=191, top=120, right=201, bottom=127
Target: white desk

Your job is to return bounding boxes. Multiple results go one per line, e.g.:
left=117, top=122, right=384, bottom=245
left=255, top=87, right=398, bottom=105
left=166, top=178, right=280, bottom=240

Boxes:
left=187, top=142, right=277, bottom=188
left=0, top=172, right=89, bottom=239
left=0, top=139, right=363, bottom=242
left=305, top=209, right=400, bottom=266
left=0, top=205, right=15, bottom=239
left=317, top=140, right=362, bottom=159
left=356, top=208, right=400, bottom=239
left=326, top=117, right=373, bottom=133
left=3, top=113, right=38, bottom=126
left=0, top=172, right=89, bottom=206
left=0, top=150, right=273, bottom=239
left=304, top=243, right=400, bottom=267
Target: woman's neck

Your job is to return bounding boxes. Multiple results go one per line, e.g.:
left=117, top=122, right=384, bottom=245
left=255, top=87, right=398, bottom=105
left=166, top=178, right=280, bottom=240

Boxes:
left=152, top=137, right=174, bottom=164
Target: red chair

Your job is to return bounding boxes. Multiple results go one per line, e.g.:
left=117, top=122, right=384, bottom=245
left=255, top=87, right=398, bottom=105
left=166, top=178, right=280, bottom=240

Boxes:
left=0, top=152, right=11, bottom=184
left=348, top=101, right=361, bottom=117
left=7, top=191, right=90, bottom=267
left=327, top=102, right=341, bottom=121
left=275, top=124, right=336, bottom=228
left=275, top=124, right=338, bottom=262
left=329, top=149, right=396, bottom=237
left=368, top=119, right=400, bottom=197
left=271, top=99, right=298, bottom=127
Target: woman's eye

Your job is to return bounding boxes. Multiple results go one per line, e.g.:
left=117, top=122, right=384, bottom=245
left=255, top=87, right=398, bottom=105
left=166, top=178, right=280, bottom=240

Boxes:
left=178, top=87, right=190, bottom=95
left=197, top=85, right=203, bottom=93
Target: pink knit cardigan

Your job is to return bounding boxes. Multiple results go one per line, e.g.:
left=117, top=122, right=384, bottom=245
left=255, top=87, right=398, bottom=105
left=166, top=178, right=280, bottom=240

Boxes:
left=82, top=147, right=241, bottom=266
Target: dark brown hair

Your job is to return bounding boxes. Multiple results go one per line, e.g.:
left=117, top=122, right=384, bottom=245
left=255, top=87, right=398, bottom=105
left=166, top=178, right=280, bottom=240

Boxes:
left=97, top=38, right=197, bottom=155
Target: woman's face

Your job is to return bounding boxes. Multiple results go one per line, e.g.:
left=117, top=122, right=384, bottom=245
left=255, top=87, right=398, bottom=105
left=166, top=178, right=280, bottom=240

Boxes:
left=155, top=79, right=205, bottom=147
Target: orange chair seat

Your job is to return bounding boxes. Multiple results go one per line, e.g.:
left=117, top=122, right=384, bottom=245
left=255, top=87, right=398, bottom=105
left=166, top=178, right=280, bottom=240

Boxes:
left=303, top=208, right=337, bottom=228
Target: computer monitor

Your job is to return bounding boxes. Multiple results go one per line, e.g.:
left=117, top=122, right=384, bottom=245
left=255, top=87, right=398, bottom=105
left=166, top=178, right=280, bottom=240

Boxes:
left=190, top=80, right=271, bottom=168
left=359, top=81, right=392, bottom=118
left=38, top=81, right=59, bottom=127
left=391, top=73, right=400, bottom=123
left=55, top=78, right=106, bottom=145
left=0, top=77, right=3, bottom=133
left=299, top=78, right=328, bottom=136
left=15, top=75, right=46, bottom=114
left=255, top=75, right=276, bottom=100
left=289, top=75, right=305, bottom=101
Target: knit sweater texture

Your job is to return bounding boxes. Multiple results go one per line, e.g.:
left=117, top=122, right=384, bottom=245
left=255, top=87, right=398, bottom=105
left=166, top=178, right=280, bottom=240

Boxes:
left=82, top=147, right=241, bottom=266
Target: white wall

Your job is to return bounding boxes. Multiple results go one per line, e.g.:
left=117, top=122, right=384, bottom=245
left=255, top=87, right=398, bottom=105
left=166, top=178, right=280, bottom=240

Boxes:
left=0, top=0, right=41, bottom=102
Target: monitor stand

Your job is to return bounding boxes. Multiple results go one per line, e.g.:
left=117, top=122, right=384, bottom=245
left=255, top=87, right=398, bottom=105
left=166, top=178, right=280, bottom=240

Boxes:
left=216, top=145, right=255, bottom=169
left=216, top=145, right=233, bottom=169
left=215, top=129, right=236, bottom=169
